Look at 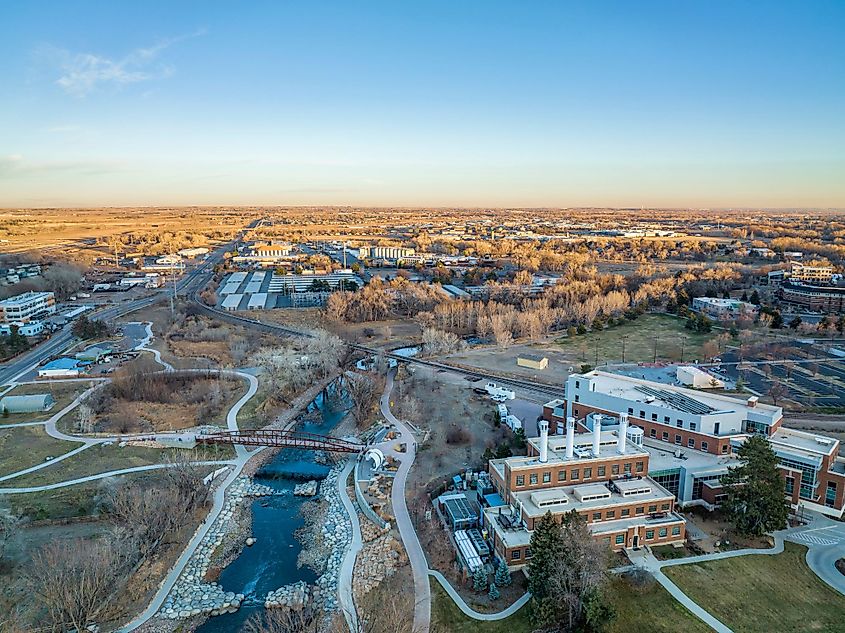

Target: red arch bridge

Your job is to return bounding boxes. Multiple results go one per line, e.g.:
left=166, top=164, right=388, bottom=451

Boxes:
left=195, top=429, right=366, bottom=454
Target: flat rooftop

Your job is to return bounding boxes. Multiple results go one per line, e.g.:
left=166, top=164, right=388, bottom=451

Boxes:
left=576, top=371, right=781, bottom=419
left=516, top=430, right=648, bottom=468
left=514, top=478, right=674, bottom=518
left=642, top=437, right=739, bottom=473
left=769, top=427, right=838, bottom=459
left=0, top=291, right=53, bottom=306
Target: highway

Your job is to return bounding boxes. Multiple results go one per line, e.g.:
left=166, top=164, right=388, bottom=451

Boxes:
left=0, top=240, right=230, bottom=386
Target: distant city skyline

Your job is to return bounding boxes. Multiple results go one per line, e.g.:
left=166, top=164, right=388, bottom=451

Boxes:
left=1, top=1, right=843, bottom=208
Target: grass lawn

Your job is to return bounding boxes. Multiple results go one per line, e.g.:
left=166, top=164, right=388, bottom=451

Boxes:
left=0, top=425, right=83, bottom=478
left=664, top=542, right=845, bottom=632
left=429, top=573, right=712, bottom=633
left=555, top=314, right=717, bottom=365
left=0, top=381, right=90, bottom=424
left=6, top=442, right=233, bottom=487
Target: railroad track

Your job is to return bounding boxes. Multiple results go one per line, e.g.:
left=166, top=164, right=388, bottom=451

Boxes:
left=187, top=289, right=565, bottom=400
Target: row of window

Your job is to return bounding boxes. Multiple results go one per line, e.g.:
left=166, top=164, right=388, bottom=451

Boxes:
left=647, top=427, right=729, bottom=454
left=514, top=461, right=645, bottom=487
left=624, top=407, right=700, bottom=432
left=607, top=525, right=682, bottom=546
left=589, top=503, right=671, bottom=523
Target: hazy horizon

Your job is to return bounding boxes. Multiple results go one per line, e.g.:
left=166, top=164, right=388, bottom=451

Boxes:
left=2, top=1, right=844, bottom=208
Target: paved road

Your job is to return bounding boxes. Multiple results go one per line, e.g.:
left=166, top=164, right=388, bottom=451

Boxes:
left=337, top=459, right=363, bottom=632
left=381, top=369, right=431, bottom=633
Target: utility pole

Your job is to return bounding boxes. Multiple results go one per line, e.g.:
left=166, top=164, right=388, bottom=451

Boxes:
left=680, top=336, right=687, bottom=363
left=621, top=335, right=628, bottom=363
left=653, top=336, right=659, bottom=364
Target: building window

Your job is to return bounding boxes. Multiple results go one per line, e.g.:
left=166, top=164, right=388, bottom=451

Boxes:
left=721, top=444, right=728, bottom=454
left=636, top=461, right=644, bottom=473
left=701, top=441, right=709, bottom=452
left=659, top=528, right=668, bottom=538
left=651, top=413, right=658, bottom=421
left=525, top=547, right=533, bottom=559
left=826, top=481, right=837, bottom=508
left=650, top=429, right=657, bottom=438
left=676, top=420, right=683, bottom=428
left=648, top=505, right=657, bottom=513
left=621, top=508, right=630, bottom=517
left=714, top=422, right=721, bottom=435
left=583, top=467, right=592, bottom=480
left=785, top=476, right=795, bottom=494
left=574, top=395, right=580, bottom=402
left=571, top=469, right=580, bottom=480
left=597, top=466, right=606, bottom=477
left=690, top=422, right=697, bottom=431
left=646, top=530, right=654, bottom=539
left=606, top=510, right=615, bottom=519
left=575, top=380, right=580, bottom=388
left=640, top=410, right=645, bottom=418
left=628, top=407, right=634, bottom=415
left=611, top=464, right=620, bottom=475
left=516, top=475, right=525, bottom=486
left=664, top=416, right=670, bottom=423
left=593, top=512, right=602, bottom=521
left=615, top=534, right=624, bottom=545
left=674, top=434, right=682, bottom=445
left=530, top=474, right=538, bottom=485
left=558, top=470, right=566, bottom=482
left=672, top=526, right=681, bottom=536
left=543, top=472, right=551, bottom=483
left=688, top=438, right=695, bottom=448
left=661, top=503, right=670, bottom=510
left=636, top=506, right=644, bottom=514
left=662, top=431, right=669, bottom=441
left=624, top=463, right=632, bottom=474
left=512, top=550, right=521, bottom=560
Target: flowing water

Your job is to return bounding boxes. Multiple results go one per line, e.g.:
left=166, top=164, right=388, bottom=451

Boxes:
left=196, top=384, right=348, bottom=632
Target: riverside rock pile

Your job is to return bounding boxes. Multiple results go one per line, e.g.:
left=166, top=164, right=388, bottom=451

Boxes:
left=294, top=480, right=319, bottom=496
left=353, top=517, right=402, bottom=598
left=309, top=464, right=352, bottom=614
left=158, top=477, right=280, bottom=620
left=265, top=580, right=310, bottom=609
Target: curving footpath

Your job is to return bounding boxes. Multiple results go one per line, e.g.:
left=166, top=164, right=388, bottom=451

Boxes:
left=428, top=570, right=530, bottom=620
left=337, top=458, right=363, bottom=632
left=0, top=460, right=235, bottom=494
left=381, top=369, right=431, bottom=633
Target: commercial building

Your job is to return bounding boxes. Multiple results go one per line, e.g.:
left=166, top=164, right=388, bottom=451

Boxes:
left=676, top=366, right=724, bottom=389
left=485, top=417, right=685, bottom=568
left=542, top=371, right=845, bottom=519
left=516, top=354, right=549, bottom=370
left=0, top=393, right=55, bottom=414
left=691, top=297, right=756, bottom=319
left=791, top=262, right=835, bottom=285
left=0, top=291, right=56, bottom=323
left=358, top=246, right=415, bottom=260
left=37, top=357, right=82, bottom=378
left=0, top=321, right=45, bottom=337
left=267, top=270, right=361, bottom=293
left=780, top=282, right=845, bottom=313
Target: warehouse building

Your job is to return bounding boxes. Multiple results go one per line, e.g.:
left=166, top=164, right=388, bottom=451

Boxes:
left=0, top=393, right=55, bottom=414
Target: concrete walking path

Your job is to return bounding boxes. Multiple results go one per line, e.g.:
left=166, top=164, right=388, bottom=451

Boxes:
left=337, top=458, right=363, bottom=632
left=382, top=369, right=431, bottom=633
left=428, top=569, right=530, bottom=621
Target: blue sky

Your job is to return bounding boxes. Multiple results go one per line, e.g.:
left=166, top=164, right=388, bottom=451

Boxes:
left=1, top=1, right=843, bottom=208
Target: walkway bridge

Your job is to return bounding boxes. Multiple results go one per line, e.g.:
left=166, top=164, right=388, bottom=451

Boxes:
left=195, top=429, right=365, bottom=453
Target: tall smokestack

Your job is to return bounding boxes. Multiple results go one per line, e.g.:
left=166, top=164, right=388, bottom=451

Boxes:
left=617, top=413, right=628, bottom=454
left=539, top=420, right=549, bottom=464
left=593, top=414, right=602, bottom=457
left=565, top=417, right=575, bottom=460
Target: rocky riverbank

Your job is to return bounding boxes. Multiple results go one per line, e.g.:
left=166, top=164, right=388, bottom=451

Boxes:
left=157, top=478, right=280, bottom=621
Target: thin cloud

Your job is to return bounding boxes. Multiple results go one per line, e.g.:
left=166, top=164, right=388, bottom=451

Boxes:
left=45, top=28, right=205, bottom=96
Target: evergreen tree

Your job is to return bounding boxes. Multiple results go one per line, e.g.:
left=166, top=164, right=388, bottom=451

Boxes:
left=494, top=561, right=512, bottom=587
left=741, top=291, right=749, bottom=301
left=750, top=289, right=761, bottom=305
left=526, top=512, right=563, bottom=600
left=488, top=582, right=500, bottom=602
left=472, top=566, right=487, bottom=592
left=769, top=310, right=784, bottom=329
left=788, top=316, right=802, bottom=330
left=721, top=435, right=790, bottom=536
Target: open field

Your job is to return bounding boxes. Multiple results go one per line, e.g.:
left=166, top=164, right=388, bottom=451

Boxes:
left=0, top=381, right=90, bottom=424
left=555, top=314, right=718, bottom=365
left=429, top=572, right=712, bottom=633
left=5, top=443, right=232, bottom=488
left=0, top=425, right=83, bottom=478
left=664, top=542, right=845, bottom=632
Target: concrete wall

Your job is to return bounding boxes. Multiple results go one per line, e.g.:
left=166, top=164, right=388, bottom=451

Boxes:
left=354, top=460, right=391, bottom=530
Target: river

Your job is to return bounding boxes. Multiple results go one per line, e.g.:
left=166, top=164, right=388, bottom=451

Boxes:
left=196, top=383, right=349, bottom=632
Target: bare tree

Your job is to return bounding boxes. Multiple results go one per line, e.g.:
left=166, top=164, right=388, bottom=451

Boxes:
left=27, top=537, right=132, bottom=632
left=0, top=507, right=21, bottom=563
left=346, top=371, right=379, bottom=428
left=768, top=381, right=788, bottom=407
left=75, top=402, right=94, bottom=434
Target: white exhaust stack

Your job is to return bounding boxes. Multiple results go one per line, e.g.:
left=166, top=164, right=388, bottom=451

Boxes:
left=617, top=413, right=628, bottom=454
left=565, top=417, right=575, bottom=460
left=538, top=420, right=549, bottom=464
left=592, top=414, right=602, bottom=457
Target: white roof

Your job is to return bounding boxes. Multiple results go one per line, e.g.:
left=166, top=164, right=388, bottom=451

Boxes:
left=221, top=294, right=243, bottom=309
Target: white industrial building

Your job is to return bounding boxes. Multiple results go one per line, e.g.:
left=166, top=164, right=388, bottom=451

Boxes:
left=676, top=366, right=724, bottom=389
left=358, top=246, right=415, bottom=260
left=221, top=294, right=244, bottom=310
left=0, top=291, right=56, bottom=323
left=247, top=292, right=268, bottom=309
left=691, top=297, right=756, bottom=319
left=0, top=321, right=45, bottom=337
